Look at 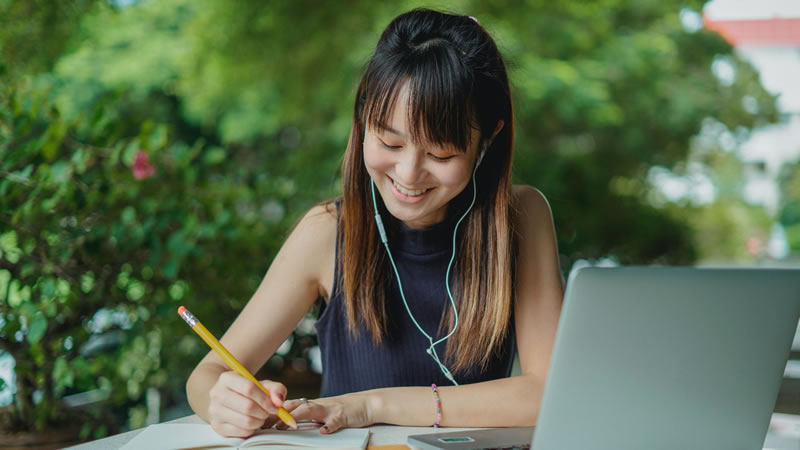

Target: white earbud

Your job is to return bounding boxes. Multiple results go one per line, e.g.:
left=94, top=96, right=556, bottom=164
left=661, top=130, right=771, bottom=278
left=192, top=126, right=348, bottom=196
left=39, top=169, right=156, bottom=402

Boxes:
left=476, top=140, right=488, bottom=168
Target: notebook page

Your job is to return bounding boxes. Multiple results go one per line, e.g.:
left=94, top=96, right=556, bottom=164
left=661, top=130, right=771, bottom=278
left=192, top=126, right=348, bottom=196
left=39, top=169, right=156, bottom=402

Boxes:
left=120, top=423, right=244, bottom=449
left=242, top=425, right=370, bottom=449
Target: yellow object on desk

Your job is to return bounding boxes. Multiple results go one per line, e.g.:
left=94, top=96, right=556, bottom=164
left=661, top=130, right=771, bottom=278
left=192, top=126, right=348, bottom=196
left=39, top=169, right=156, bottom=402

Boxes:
left=177, top=305, right=297, bottom=430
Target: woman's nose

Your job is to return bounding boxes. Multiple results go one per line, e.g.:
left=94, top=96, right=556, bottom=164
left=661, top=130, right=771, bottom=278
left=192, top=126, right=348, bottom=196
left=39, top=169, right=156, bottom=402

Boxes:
left=394, top=151, right=425, bottom=186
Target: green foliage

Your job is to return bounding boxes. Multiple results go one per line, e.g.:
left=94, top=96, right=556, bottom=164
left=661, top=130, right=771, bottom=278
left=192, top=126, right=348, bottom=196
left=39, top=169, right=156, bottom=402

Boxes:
left=0, top=72, right=300, bottom=432
left=778, top=160, right=800, bottom=253
left=47, top=0, right=778, bottom=265
left=0, top=0, right=101, bottom=79
left=685, top=198, right=772, bottom=261
left=491, top=0, right=778, bottom=263
left=682, top=135, right=775, bottom=261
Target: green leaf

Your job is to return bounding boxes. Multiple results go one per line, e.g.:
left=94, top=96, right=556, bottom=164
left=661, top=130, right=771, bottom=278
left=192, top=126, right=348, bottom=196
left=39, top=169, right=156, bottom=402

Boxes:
left=8, top=280, right=27, bottom=307
left=80, top=271, right=95, bottom=293
left=161, top=259, right=178, bottom=279
left=0, top=270, right=10, bottom=303
left=168, top=281, right=185, bottom=300
left=71, top=148, right=91, bottom=174
left=20, top=263, right=35, bottom=278
left=22, top=238, right=35, bottom=255
left=93, top=425, right=108, bottom=440
left=56, top=278, right=70, bottom=298
left=80, top=423, right=92, bottom=440
left=126, top=280, right=145, bottom=301
left=116, top=271, right=130, bottom=289
left=53, top=356, right=74, bottom=394
left=122, top=140, right=140, bottom=166
left=149, top=124, right=168, bottom=150
left=45, top=301, right=57, bottom=318
left=0, top=230, right=18, bottom=253
left=39, top=277, right=56, bottom=299
left=41, top=122, right=66, bottom=161
left=48, top=161, right=72, bottom=185
left=27, top=314, right=47, bottom=344
left=203, top=147, right=226, bottom=166
left=121, top=206, right=137, bottom=225
left=19, top=302, right=36, bottom=318
left=785, top=222, right=800, bottom=252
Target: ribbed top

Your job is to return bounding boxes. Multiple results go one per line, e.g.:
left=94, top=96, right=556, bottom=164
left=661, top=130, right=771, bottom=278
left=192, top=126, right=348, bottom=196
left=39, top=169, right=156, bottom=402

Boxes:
left=315, top=201, right=515, bottom=397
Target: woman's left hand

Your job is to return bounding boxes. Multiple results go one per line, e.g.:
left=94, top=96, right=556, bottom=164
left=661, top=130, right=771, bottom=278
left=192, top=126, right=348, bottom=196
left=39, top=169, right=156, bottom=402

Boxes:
left=266, top=394, right=374, bottom=434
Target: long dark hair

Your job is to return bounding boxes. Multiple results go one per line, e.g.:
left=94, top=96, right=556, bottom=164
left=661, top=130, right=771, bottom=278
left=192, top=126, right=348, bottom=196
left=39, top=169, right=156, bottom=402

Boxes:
left=339, top=8, right=515, bottom=373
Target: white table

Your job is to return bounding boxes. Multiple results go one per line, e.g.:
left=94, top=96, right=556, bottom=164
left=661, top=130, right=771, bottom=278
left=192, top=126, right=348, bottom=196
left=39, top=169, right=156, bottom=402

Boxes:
left=65, top=414, right=478, bottom=449
left=67, top=413, right=800, bottom=449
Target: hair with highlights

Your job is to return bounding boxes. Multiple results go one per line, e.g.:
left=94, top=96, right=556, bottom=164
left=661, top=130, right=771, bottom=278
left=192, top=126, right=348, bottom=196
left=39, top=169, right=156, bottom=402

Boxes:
left=338, top=8, right=515, bottom=373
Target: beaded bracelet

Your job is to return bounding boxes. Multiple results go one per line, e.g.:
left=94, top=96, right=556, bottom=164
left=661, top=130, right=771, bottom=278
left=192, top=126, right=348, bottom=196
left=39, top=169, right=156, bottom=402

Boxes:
left=431, top=384, right=442, bottom=427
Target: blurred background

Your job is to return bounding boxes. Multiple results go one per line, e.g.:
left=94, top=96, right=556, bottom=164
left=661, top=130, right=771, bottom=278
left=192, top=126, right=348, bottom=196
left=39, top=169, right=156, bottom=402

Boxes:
left=1, top=0, right=799, bottom=446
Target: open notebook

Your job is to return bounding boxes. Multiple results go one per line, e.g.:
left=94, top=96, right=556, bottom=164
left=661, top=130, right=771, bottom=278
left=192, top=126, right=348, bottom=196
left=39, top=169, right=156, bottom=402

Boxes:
left=119, top=423, right=370, bottom=449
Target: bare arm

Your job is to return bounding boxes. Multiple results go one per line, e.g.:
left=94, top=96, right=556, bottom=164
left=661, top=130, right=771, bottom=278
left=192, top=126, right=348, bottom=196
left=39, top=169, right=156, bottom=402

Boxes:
left=186, top=204, right=337, bottom=433
left=286, top=186, right=564, bottom=430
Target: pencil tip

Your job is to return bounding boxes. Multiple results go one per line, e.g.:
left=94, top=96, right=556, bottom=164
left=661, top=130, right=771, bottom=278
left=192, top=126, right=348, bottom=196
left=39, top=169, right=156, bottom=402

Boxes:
left=288, top=418, right=298, bottom=430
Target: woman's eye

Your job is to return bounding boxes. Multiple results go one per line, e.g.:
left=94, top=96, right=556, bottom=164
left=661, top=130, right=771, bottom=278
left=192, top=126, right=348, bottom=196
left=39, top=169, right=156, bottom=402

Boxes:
left=429, top=154, right=456, bottom=162
left=379, top=139, right=401, bottom=150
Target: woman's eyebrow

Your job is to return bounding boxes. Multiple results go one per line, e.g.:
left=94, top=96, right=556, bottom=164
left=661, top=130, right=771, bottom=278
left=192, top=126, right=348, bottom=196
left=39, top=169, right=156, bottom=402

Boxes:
left=378, top=124, right=463, bottom=152
left=381, top=125, right=407, bottom=138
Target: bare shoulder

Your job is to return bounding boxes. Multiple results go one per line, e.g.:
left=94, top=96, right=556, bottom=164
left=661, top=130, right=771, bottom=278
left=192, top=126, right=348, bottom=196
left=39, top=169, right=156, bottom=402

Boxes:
left=509, top=186, right=563, bottom=380
left=296, top=201, right=338, bottom=233
left=511, top=184, right=554, bottom=230
left=291, top=201, right=338, bottom=261
left=289, top=201, right=338, bottom=298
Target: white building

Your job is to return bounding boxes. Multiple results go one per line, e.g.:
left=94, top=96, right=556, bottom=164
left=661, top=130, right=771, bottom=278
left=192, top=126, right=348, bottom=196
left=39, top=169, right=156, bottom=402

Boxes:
left=704, top=14, right=800, bottom=258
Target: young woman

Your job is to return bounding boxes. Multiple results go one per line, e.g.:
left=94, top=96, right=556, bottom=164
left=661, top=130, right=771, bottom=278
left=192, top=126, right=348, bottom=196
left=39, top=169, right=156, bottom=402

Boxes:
left=186, top=8, right=563, bottom=437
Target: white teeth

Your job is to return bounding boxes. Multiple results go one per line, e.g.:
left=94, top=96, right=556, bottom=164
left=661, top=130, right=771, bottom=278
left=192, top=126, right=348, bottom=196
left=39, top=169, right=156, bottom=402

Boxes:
left=393, top=180, right=430, bottom=197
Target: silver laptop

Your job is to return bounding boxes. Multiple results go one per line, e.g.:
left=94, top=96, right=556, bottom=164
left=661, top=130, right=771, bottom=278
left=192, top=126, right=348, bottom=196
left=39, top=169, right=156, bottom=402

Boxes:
left=408, top=267, right=800, bottom=450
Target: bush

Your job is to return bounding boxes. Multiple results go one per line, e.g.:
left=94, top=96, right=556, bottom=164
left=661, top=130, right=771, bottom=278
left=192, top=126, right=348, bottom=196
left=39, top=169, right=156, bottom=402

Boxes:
left=0, top=68, right=302, bottom=436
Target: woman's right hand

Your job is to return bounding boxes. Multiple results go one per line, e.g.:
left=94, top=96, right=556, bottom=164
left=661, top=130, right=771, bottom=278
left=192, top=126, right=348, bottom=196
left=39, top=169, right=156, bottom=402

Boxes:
left=207, top=371, right=288, bottom=437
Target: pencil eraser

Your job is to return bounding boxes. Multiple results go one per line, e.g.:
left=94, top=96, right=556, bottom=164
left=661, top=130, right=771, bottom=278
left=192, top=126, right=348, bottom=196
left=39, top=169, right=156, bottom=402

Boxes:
left=178, top=306, right=186, bottom=316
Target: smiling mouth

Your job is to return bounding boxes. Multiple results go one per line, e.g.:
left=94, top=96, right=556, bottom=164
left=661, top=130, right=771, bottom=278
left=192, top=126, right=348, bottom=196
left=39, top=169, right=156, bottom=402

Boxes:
left=389, top=177, right=433, bottom=197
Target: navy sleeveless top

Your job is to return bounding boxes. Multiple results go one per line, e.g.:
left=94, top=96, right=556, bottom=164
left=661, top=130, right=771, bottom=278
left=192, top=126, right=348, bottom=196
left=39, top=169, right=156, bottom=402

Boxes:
left=315, top=202, right=516, bottom=397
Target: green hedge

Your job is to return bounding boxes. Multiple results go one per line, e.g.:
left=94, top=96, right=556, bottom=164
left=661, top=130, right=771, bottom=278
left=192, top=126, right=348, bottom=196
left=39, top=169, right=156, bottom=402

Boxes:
left=0, top=69, right=306, bottom=436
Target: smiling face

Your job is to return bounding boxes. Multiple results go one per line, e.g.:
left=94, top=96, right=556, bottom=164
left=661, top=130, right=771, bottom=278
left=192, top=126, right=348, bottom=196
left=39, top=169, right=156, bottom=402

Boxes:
left=363, top=82, right=482, bottom=229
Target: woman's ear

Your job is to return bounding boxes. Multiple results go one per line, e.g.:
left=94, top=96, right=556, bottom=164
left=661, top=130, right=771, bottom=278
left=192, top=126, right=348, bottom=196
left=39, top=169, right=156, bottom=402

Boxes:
left=487, top=120, right=504, bottom=147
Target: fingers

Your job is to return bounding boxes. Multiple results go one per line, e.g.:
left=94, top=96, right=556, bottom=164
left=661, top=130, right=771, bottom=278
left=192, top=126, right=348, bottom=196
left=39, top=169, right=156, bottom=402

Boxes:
left=319, top=412, right=344, bottom=434
left=218, top=372, right=273, bottom=412
left=280, top=398, right=305, bottom=412
left=210, top=420, right=254, bottom=438
left=258, top=379, right=288, bottom=408
left=208, top=372, right=290, bottom=437
left=277, top=399, right=344, bottom=433
left=282, top=399, right=325, bottom=421
left=209, top=408, right=264, bottom=436
left=220, top=390, right=269, bottom=421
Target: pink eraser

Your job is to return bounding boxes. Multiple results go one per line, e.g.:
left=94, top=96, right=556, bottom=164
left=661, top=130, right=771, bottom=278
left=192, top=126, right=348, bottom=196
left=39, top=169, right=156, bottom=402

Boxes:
left=178, top=306, right=186, bottom=316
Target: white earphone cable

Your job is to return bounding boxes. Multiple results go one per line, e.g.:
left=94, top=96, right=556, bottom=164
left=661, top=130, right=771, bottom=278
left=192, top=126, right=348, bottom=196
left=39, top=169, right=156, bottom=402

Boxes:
left=367, top=129, right=485, bottom=385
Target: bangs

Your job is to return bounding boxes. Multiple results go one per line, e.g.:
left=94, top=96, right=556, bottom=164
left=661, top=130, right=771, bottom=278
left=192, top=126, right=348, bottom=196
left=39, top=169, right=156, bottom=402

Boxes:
left=363, top=40, right=477, bottom=153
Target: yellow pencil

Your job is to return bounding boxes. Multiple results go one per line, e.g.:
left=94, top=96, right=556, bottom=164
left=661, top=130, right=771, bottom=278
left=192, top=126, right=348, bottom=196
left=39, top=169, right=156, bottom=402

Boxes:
left=178, top=305, right=297, bottom=429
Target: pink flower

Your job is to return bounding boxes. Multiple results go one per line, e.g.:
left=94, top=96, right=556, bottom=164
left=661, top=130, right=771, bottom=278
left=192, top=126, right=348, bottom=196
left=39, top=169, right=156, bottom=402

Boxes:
left=132, top=150, right=156, bottom=180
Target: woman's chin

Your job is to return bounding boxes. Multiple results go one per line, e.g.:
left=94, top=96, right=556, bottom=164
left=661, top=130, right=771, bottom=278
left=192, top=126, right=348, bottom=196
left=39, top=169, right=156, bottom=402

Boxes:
left=386, top=205, right=446, bottom=229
